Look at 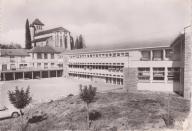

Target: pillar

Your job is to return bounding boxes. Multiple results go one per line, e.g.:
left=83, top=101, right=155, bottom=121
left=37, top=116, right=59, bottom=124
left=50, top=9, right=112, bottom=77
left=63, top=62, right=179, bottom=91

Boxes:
left=32, top=72, right=34, bottom=79
left=13, top=72, right=15, bottom=80
left=56, top=70, right=58, bottom=77
left=3, top=73, right=5, bottom=81
left=184, top=26, right=192, bottom=100
left=48, top=71, right=50, bottom=78
left=22, top=72, right=24, bottom=79
left=40, top=71, right=42, bottom=78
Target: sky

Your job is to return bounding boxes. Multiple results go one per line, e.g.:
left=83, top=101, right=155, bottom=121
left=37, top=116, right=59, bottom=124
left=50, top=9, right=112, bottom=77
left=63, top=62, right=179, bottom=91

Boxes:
left=0, top=0, right=190, bottom=47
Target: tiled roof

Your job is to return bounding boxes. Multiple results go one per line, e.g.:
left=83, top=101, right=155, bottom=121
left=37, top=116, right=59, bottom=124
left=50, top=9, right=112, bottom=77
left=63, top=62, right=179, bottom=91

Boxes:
left=32, top=36, right=51, bottom=43
left=62, top=37, right=177, bottom=55
left=29, top=45, right=60, bottom=53
left=35, top=27, right=69, bottom=36
left=32, top=18, right=44, bottom=26
left=0, top=49, right=29, bottom=56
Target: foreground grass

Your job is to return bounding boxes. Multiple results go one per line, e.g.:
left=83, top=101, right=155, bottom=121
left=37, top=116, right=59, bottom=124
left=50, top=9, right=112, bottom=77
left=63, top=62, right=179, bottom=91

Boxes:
left=0, top=91, right=190, bottom=131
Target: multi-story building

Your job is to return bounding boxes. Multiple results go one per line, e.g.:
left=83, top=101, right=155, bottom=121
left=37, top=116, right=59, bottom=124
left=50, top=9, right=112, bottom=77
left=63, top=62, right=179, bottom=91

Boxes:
left=0, top=46, right=64, bottom=81
left=30, top=18, right=71, bottom=49
left=62, top=37, right=183, bottom=94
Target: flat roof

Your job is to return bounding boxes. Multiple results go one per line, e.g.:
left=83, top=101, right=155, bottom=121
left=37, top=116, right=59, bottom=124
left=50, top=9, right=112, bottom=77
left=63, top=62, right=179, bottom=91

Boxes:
left=62, top=37, right=176, bottom=55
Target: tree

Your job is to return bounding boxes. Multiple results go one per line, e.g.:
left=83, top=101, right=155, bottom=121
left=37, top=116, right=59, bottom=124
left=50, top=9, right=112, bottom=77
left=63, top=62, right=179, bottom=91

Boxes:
left=75, top=37, right=79, bottom=49
left=78, top=34, right=85, bottom=49
left=8, top=86, right=32, bottom=116
left=70, top=36, right=75, bottom=50
left=25, top=19, right=32, bottom=49
left=79, top=84, right=97, bottom=128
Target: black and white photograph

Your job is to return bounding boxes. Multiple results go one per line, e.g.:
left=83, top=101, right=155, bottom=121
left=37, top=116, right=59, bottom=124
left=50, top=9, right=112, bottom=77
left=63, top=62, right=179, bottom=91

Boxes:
left=0, top=0, right=192, bottom=130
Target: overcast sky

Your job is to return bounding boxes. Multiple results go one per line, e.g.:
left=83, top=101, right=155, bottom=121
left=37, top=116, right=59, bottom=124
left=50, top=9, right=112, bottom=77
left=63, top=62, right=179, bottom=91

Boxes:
left=0, top=0, right=190, bottom=47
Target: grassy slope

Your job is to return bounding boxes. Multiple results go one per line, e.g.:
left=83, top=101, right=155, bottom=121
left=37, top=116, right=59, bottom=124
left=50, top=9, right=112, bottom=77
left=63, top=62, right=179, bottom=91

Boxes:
left=0, top=91, right=190, bottom=131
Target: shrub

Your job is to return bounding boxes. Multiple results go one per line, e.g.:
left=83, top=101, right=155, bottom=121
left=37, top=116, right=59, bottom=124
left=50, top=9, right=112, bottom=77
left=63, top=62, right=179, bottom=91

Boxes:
left=8, top=86, right=32, bottom=116
left=79, top=84, right=97, bottom=128
left=89, top=110, right=101, bottom=121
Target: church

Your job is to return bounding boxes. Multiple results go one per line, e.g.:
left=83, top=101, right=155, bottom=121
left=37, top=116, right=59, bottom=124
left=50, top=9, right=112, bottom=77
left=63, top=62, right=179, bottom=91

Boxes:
left=29, top=18, right=72, bottom=50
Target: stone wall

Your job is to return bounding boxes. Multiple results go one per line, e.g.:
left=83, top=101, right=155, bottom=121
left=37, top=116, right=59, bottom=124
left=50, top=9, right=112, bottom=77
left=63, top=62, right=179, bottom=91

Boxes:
left=123, top=67, right=138, bottom=92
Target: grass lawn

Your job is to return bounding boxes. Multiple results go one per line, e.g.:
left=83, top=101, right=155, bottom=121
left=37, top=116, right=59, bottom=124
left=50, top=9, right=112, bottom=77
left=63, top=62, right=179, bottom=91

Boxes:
left=0, top=90, right=190, bottom=130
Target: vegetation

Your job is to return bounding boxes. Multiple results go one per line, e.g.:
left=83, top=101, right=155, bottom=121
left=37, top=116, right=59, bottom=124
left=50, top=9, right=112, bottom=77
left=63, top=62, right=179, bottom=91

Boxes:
left=0, top=43, right=22, bottom=49
left=25, top=19, right=32, bottom=49
left=70, top=36, right=75, bottom=50
left=0, top=91, right=190, bottom=130
left=79, top=84, right=97, bottom=128
left=74, top=34, right=85, bottom=49
left=8, top=86, right=32, bottom=116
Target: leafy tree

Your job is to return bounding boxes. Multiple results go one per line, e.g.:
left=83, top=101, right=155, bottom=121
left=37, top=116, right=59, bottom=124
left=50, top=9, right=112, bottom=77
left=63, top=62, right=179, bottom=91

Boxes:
left=70, top=36, right=75, bottom=50
left=75, top=37, right=79, bottom=49
left=78, top=34, right=85, bottom=49
left=25, top=19, right=32, bottom=49
left=79, top=84, right=97, bottom=128
left=8, top=86, right=32, bottom=116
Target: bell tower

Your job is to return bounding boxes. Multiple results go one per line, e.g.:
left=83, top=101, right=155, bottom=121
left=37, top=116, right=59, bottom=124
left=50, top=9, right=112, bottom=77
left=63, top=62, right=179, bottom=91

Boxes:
left=31, top=18, right=44, bottom=33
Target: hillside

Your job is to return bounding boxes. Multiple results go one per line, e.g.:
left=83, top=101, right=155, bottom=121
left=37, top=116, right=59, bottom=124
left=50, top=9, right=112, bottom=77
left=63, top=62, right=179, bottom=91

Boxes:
left=0, top=91, right=190, bottom=131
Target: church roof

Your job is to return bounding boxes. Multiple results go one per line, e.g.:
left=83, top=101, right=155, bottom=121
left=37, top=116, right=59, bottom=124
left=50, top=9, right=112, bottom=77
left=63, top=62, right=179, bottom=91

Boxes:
left=35, top=27, right=69, bottom=36
left=32, top=36, right=51, bottom=43
left=0, top=49, right=29, bottom=56
left=29, top=45, right=60, bottom=53
left=31, top=18, right=44, bottom=26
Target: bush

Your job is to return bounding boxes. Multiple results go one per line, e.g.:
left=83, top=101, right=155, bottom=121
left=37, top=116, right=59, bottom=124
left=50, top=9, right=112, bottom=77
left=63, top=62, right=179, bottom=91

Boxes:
left=89, top=110, right=101, bottom=121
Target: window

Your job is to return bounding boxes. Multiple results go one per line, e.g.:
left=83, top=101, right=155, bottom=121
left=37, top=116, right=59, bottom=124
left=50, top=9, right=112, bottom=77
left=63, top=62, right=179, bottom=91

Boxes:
left=153, top=68, right=165, bottom=81
left=44, top=63, right=48, bottom=69
left=168, top=68, right=180, bottom=82
left=125, top=52, right=129, bottom=56
left=153, top=50, right=163, bottom=61
left=51, top=63, right=54, bottom=68
left=10, top=64, right=16, bottom=70
left=37, top=63, right=41, bottom=68
left=44, top=53, right=48, bottom=59
left=165, top=49, right=172, bottom=60
left=37, top=53, right=42, bottom=59
left=51, top=53, right=54, bottom=59
left=138, top=68, right=150, bottom=81
left=113, top=53, right=116, bottom=57
left=141, top=51, right=150, bottom=61
left=10, top=56, right=15, bottom=62
left=2, top=64, right=7, bottom=71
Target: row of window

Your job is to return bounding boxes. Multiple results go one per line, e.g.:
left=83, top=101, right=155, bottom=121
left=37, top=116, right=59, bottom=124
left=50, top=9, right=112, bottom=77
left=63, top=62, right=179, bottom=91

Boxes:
left=35, top=63, right=63, bottom=69
left=68, top=63, right=124, bottom=66
left=69, top=73, right=124, bottom=85
left=69, top=52, right=129, bottom=59
left=141, top=49, right=172, bottom=61
left=138, top=67, right=180, bottom=82
left=69, top=71, right=123, bottom=78
left=35, top=53, right=55, bottom=59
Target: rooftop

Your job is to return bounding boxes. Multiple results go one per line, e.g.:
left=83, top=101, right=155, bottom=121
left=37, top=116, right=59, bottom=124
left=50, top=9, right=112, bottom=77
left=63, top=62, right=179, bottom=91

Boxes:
left=31, top=18, right=44, bottom=26
left=0, top=49, right=29, bottom=56
left=62, top=36, right=179, bottom=55
left=32, top=36, right=51, bottom=43
left=35, top=27, right=69, bottom=36
left=30, top=45, right=63, bottom=53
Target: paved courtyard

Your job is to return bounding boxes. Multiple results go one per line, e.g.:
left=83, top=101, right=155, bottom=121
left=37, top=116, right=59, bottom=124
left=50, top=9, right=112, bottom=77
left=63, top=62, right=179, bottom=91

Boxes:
left=0, top=77, right=122, bottom=107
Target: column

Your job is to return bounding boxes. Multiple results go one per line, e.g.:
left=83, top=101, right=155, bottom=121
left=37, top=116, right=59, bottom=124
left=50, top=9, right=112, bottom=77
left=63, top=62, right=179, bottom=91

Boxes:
left=13, top=72, right=15, bottom=80
left=163, top=49, right=166, bottom=61
left=56, top=70, right=58, bottom=77
left=40, top=71, right=42, bottom=78
left=67, top=32, right=71, bottom=50
left=22, top=72, right=24, bottom=79
left=48, top=71, right=50, bottom=78
left=3, top=73, right=5, bottom=81
left=150, top=67, right=153, bottom=83
left=150, top=50, right=153, bottom=61
left=32, top=72, right=34, bottom=79
left=164, top=67, right=168, bottom=83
